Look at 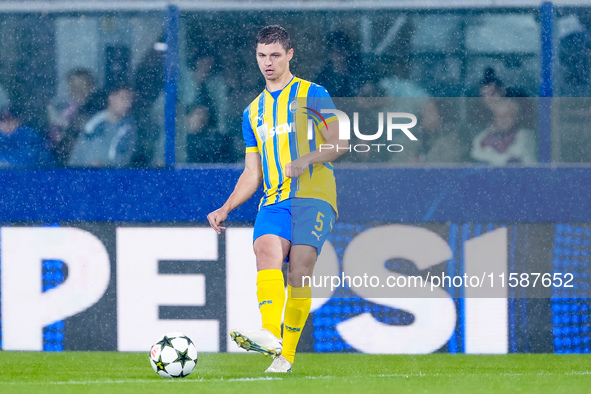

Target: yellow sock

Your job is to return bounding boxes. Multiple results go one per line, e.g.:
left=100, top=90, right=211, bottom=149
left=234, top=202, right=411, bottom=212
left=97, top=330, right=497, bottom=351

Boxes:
left=256, top=269, right=285, bottom=339
left=282, top=285, right=312, bottom=364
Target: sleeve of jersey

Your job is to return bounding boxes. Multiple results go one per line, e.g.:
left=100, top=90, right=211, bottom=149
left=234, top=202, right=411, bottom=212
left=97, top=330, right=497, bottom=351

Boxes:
left=242, top=107, right=258, bottom=153
left=309, top=84, right=338, bottom=127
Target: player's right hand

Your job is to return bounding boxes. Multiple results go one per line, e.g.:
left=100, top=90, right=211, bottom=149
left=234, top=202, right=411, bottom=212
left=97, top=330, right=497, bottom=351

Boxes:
left=207, top=208, right=228, bottom=234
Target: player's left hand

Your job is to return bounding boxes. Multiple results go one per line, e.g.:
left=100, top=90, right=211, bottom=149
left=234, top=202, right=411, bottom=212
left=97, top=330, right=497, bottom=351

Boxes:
left=285, top=158, right=309, bottom=178
left=207, top=207, right=228, bottom=234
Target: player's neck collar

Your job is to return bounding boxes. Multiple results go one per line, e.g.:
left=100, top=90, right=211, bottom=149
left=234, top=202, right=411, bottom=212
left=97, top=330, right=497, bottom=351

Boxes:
left=265, top=75, right=296, bottom=97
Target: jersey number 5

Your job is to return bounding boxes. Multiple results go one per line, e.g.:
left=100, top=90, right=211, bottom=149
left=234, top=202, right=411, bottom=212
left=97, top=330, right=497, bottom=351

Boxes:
left=315, top=212, right=324, bottom=232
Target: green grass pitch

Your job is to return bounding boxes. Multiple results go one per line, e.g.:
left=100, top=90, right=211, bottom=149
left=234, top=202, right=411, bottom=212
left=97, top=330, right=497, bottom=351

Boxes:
left=0, top=352, right=590, bottom=393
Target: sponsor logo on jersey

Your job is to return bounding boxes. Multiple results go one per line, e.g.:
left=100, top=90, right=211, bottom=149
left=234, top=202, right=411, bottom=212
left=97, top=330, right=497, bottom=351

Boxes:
left=256, top=122, right=295, bottom=142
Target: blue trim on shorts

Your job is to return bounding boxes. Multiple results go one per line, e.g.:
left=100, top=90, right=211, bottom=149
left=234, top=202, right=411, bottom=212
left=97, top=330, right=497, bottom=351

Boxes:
left=253, top=199, right=293, bottom=242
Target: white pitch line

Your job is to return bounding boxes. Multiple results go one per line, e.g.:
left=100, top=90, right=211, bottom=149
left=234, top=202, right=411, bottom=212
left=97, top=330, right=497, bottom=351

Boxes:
left=0, top=380, right=191, bottom=386
left=304, top=373, right=410, bottom=380
left=3, top=371, right=590, bottom=385
left=0, top=376, right=283, bottom=385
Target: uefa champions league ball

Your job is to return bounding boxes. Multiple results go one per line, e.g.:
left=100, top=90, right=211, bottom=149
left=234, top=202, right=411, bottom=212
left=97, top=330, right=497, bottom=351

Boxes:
left=149, top=332, right=198, bottom=378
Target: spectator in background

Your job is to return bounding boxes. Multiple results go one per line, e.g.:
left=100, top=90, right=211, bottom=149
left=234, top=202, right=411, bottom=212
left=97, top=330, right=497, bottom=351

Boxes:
left=478, top=67, right=506, bottom=112
left=378, top=56, right=441, bottom=163
left=181, top=40, right=230, bottom=137
left=47, top=68, right=104, bottom=166
left=178, top=38, right=241, bottom=163
left=315, top=31, right=360, bottom=97
left=133, top=36, right=166, bottom=167
left=558, top=15, right=591, bottom=97
left=0, top=106, right=52, bottom=168
left=470, top=98, right=536, bottom=165
left=172, top=104, right=233, bottom=164
left=478, top=67, right=529, bottom=106
left=472, top=66, right=534, bottom=129
left=68, top=85, right=136, bottom=168
left=344, top=68, right=388, bottom=163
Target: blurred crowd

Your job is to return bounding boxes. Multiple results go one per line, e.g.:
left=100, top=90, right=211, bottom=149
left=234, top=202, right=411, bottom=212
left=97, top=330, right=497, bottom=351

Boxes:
left=0, top=61, right=160, bottom=168
left=3, top=12, right=591, bottom=168
left=0, top=31, right=240, bottom=169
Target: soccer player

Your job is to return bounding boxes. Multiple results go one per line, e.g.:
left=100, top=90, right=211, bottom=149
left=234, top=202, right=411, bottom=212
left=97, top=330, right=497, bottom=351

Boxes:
left=207, top=25, right=347, bottom=372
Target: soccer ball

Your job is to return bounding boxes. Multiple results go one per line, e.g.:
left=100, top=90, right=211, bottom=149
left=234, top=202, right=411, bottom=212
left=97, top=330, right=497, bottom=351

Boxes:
left=149, top=332, right=198, bottom=378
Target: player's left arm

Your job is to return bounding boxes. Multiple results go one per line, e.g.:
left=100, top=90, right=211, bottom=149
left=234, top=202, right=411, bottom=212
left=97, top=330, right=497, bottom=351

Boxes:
left=285, top=117, right=348, bottom=178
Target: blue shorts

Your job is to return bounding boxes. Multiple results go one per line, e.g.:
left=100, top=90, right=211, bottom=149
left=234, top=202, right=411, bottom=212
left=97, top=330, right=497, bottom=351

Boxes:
left=253, top=198, right=336, bottom=254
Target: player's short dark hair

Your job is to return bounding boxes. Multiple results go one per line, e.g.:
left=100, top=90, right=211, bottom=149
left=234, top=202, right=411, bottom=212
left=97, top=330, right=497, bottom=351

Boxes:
left=256, top=25, right=291, bottom=52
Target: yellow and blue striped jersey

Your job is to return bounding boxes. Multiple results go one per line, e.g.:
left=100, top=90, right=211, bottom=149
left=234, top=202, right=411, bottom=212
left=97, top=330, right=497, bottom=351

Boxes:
left=242, top=76, right=338, bottom=214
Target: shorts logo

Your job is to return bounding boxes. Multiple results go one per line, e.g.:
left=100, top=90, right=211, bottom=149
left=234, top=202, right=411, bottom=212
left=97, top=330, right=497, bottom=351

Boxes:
left=285, top=325, right=301, bottom=333
left=311, top=231, right=321, bottom=241
left=259, top=300, right=273, bottom=308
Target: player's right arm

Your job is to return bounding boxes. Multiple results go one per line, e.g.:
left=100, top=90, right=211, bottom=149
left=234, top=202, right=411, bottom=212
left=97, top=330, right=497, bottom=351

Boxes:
left=207, top=152, right=262, bottom=234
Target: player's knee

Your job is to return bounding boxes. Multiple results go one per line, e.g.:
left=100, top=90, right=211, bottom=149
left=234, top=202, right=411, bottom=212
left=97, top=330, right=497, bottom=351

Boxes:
left=254, top=240, right=283, bottom=269
left=254, top=245, right=273, bottom=263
